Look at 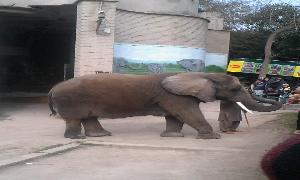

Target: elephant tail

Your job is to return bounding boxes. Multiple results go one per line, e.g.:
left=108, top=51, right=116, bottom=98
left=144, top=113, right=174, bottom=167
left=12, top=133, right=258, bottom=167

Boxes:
left=48, top=89, right=57, bottom=116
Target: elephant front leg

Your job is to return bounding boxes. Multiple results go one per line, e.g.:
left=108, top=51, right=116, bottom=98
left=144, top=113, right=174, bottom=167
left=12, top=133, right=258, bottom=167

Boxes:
left=64, top=118, right=85, bottom=139
left=82, top=117, right=111, bottom=137
left=180, top=110, right=220, bottom=139
left=160, top=116, right=184, bottom=137
left=192, top=111, right=221, bottom=139
left=160, top=96, right=220, bottom=139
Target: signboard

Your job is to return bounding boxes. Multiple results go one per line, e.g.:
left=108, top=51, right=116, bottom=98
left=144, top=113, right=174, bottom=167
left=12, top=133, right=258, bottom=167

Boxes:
left=281, top=65, right=295, bottom=76
left=268, top=64, right=282, bottom=75
left=242, top=62, right=256, bottom=73
left=227, top=59, right=299, bottom=77
left=293, top=66, right=300, bottom=77
left=227, top=61, right=244, bottom=72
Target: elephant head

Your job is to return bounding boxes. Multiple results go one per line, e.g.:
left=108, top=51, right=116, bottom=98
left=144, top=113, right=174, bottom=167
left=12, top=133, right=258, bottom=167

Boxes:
left=161, top=72, right=282, bottom=113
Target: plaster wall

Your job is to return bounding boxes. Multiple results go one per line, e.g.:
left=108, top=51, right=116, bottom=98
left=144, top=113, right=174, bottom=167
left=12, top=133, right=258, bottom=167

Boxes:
left=74, top=0, right=117, bottom=76
left=115, top=10, right=208, bottom=48
left=199, top=12, right=224, bottom=30
left=116, top=0, right=199, bottom=16
left=206, top=30, right=230, bottom=54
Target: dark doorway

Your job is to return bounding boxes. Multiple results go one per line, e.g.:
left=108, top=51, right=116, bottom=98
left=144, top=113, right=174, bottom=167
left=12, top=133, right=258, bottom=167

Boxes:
left=0, top=5, right=76, bottom=93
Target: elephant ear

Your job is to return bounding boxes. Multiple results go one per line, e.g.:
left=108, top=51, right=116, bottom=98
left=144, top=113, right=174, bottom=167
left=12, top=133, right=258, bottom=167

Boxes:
left=162, top=73, right=216, bottom=102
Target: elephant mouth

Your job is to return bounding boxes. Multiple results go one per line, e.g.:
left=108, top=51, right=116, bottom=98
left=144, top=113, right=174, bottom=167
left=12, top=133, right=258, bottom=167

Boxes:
left=236, top=102, right=254, bottom=114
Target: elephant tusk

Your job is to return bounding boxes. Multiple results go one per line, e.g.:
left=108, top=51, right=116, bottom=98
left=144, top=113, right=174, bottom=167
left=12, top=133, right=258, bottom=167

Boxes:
left=236, top=102, right=254, bottom=114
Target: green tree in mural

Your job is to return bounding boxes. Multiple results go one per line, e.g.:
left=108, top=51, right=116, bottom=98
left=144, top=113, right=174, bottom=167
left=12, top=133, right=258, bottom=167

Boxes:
left=205, top=65, right=226, bottom=73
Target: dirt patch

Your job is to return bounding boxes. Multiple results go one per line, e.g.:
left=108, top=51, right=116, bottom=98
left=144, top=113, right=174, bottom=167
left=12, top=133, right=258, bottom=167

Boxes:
left=275, top=112, right=298, bottom=131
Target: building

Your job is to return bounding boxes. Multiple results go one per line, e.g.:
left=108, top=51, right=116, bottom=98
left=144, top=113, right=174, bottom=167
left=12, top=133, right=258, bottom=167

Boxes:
left=0, top=0, right=230, bottom=92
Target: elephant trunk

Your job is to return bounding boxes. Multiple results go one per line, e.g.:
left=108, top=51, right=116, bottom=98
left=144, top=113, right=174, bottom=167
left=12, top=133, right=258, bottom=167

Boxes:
left=240, top=94, right=282, bottom=112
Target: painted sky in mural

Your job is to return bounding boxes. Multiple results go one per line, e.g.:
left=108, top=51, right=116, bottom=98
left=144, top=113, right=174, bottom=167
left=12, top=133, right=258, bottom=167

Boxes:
left=205, top=53, right=228, bottom=68
left=114, top=43, right=206, bottom=63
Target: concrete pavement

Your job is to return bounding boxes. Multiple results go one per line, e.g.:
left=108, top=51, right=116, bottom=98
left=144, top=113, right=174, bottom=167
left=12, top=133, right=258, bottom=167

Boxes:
left=0, top=101, right=296, bottom=179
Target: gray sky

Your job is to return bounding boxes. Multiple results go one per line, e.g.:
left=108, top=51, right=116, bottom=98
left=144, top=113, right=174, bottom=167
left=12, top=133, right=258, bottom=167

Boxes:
left=267, top=0, right=300, bottom=6
left=222, top=0, right=300, bottom=6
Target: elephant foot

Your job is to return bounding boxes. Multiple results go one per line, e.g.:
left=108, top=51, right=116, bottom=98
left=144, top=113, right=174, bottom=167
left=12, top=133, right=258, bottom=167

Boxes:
left=85, top=130, right=112, bottom=137
left=82, top=118, right=111, bottom=137
left=196, top=132, right=221, bottom=139
left=160, top=131, right=184, bottom=137
left=64, top=119, right=84, bottom=139
left=64, top=133, right=86, bottom=139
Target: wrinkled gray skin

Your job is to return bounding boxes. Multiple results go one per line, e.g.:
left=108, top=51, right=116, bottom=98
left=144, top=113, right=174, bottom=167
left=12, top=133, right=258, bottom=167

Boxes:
left=48, top=72, right=282, bottom=139
left=218, top=100, right=242, bottom=132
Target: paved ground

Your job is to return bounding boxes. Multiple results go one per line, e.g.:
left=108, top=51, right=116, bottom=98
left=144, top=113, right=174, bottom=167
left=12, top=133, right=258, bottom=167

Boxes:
left=0, top=99, right=297, bottom=180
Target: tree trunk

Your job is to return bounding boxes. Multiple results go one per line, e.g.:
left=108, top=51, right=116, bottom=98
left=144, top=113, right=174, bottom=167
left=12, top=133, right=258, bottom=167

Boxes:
left=258, top=25, right=296, bottom=79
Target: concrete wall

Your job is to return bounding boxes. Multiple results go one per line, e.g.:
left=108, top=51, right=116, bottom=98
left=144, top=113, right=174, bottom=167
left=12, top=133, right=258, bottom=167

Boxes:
left=116, top=0, right=199, bottom=16
left=205, top=29, right=231, bottom=70
left=1, top=0, right=199, bottom=15
left=113, top=9, right=209, bottom=74
left=199, top=12, right=224, bottom=30
left=74, top=0, right=117, bottom=77
left=206, top=30, right=230, bottom=54
left=115, top=9, right=208, bottom=48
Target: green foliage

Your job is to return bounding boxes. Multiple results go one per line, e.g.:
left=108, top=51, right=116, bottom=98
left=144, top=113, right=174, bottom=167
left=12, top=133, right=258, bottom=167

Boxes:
left=199, top=0, right=252, bottom=30
left=119, top=63, right=149, bottom=75
left=200, top=1, right=299, bottom=32
left=229, top=28, right=300, bottom=59
left=230, top=31, right=270, bottom=59
left=273, top=29, right=300, bottom=59
left=242, top=4, right=298, bottom=32
left=203, top=0, right=300, bottom=60
left=164, top=64, right=187, bottom=72
left=117, top=63, right=188, bottom=74
left=205, top=65, right=226, bottom=73
left=276, top=112, right=297, bottom=132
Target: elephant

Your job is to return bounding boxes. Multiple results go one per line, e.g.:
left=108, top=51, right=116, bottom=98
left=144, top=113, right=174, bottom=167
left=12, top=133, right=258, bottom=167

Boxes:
left=48, top=72, right=282, bottom=139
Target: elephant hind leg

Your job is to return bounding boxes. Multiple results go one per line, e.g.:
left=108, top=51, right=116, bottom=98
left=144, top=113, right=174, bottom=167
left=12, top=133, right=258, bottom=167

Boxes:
left=64, top=118, right=85, bottom=139
left=160, top=116, right=184, bottom=137
left=82, top=117, right=111, bottom=137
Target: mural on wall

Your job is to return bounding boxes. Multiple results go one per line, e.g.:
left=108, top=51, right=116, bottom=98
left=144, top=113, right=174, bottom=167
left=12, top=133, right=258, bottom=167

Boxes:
left=205, top=53, right=228, bottom=73
left=113, top=43, right=209, bottom=74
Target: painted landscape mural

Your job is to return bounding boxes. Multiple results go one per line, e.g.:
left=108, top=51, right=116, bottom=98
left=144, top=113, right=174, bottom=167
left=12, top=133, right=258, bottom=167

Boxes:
left=113, top=43, right=208, bottom=74
left=205, top=53, right=228, bottom=73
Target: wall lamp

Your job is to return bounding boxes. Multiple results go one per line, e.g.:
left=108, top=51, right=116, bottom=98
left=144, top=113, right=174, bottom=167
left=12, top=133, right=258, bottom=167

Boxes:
left=96, top=1, right=111, bottom=35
